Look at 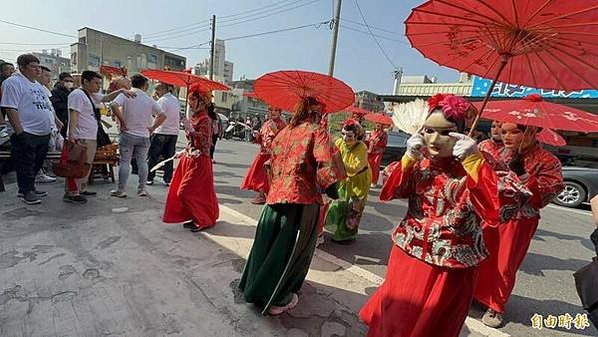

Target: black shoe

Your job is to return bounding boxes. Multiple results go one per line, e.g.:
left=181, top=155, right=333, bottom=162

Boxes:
left=80, top=190, right=97, bottom=197
left=21, top=191, right=42, bottom=205
left=146, top=180, right=154, bottom=186
left=183, top=221, right=195, bottom=229
left=63, top=194, right=87, bottom=204
left=17, top=189, right=47, bottom=198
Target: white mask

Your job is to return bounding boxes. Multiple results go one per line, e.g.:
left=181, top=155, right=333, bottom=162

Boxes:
left=64, top=82, right=73, bottom=89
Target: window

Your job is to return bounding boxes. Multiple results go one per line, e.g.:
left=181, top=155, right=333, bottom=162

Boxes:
left=147, top=53, right=158, bottom=63
left=88, top=55, right=100, bottom=67
left=221, top=92, right=227, bottom=103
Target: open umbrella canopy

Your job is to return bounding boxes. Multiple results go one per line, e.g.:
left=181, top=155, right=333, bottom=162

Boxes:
left=405, top=0, right=598, bottom=91
left=253, top=70, right=355, bottom=114
left=477, top=94, right=598, bottom=133
left=345, top=106, right=371, bottom=115
left=364, top=112, right=394, bottom=126
left=140, top=69, right=229, bottom=91
left=536, top=128, right=566, bottom=147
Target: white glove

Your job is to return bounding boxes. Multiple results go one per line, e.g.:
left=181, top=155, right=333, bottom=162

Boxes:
left=406, top=133, right=425, bottom=160
left=449, top=132, right=478, bottom=160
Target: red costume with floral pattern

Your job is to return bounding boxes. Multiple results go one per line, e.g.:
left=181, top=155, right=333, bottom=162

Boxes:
left=241, top=117, right=287, bottom=193
left=266, top=122, right=345, bottom=205
left=367, top=129, right=388, bottom=185
left=163, top=114, right=219, bottom=228
left=474, top=144, right=564, bottom=314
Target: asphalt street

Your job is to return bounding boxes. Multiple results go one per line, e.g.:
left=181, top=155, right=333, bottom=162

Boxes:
left=211, top=138, right=598, bottom=337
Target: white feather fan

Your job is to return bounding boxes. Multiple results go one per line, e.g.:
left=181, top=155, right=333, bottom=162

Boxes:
left=390, top=99, right=429, bottom=135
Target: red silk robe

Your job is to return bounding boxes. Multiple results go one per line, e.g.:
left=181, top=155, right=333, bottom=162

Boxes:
left=474, top=144, right=564, bottom=313
left=241, top=117, right=286, bottom=193
left=163, top=113, right=219, bottom=228
left=367, top=130, right=388, bottom=185
left=360, top=154, right=530, bottom=337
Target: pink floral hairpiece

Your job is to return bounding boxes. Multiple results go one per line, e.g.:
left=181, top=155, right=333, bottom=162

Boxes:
left=427, top=93, right=471, bottom=121
left=343, top=118, right=359, bottom=128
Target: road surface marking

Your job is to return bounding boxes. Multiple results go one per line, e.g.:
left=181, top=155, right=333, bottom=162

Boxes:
left=546, top=204, right=592, bottom=217
left=215, top=204, right=510, bottom=337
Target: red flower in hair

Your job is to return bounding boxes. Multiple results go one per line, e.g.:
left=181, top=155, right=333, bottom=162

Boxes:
left=343, top=118, right=359, bottom=128
left=427, top=93, right=447, bottom=112
left=441, top=95, right=470, bottom=121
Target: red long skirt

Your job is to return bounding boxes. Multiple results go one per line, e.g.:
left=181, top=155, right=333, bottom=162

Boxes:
left=360, top=245, right=478, bottom=337
left=241, top=153, right=270, bottom=193
left=162, top=154, right=219, bottom=229
left=368, top=153, right=382, bottom=185
left=474, top=217, right=539, bottom=313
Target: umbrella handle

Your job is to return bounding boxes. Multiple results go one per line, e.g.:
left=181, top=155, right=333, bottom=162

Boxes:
left=468, top=54, right=511, bottom=137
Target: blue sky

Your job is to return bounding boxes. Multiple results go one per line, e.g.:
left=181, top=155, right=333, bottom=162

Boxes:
left=0, top=0, right=459, bottom=94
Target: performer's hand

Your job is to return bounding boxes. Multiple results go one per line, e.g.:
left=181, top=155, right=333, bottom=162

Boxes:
left=406, top=133, right=424, bottom=160
left=508, top=153, right=526, bottom=176
left=449, top=132, right=478, bottom=160
left=174, top=151, right=184, bottom=159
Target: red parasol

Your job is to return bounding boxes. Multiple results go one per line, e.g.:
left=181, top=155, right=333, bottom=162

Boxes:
left=405, top=0, right=598, bottom=133
left=364, top=113, right=393, bottom=126
left=140, top=69, right=229, bottom=91
left=476, top=94, right=598, bottom=133
left=345, top=106, right=371, bottom=115
left=100, top=65, right=127, bottom=78
left=253, top=70, right=354, bottom=114
left=536, top=128, right=566, bottom=147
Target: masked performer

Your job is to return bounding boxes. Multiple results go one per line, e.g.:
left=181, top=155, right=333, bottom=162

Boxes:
left=239, top=96, right=346, bottom=316
left=475, top=123, right=564, bottom=328
left=367, top=123, right=388, bottom=187
left=359, top=94, right=530, bottom=337
left=162, top=85, right=219, bottom=232
left=478, top=120, right=504, bottom=165
left=241, top=106, right=286, bottom=204
left=325, top=119, right=372, bottom=243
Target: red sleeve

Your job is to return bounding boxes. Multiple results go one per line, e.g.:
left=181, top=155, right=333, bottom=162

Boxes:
left=380, top=157, right=416, bottom=201
left=313, top=127, right=347, bottom=188
left=526, top=154, right=564, bottom=209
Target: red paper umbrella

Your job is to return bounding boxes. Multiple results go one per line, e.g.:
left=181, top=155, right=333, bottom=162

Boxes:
left=405, top=0, right=598, bottom=132
left=140, top=69, right=229, bottom=92
left=345, top=106, right=371, bottom=115
left=536, top=128, right=566, bottom=147
left=477, top=94, right=598, bottom=133
left=253, top=70, right=355, bottom=114
left=364, top=113, right=393, bottom=126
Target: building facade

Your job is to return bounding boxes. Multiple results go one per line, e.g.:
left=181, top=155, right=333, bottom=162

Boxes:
left=193, top=39, right=234, bottom=85
left=355, top=90, right=385, bottom=112
left=33, top=50, right=70, bottom=80
left=70, top=27, right=186, bottom=74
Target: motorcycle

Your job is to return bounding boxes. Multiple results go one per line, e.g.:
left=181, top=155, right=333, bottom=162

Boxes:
left=224, top=121, right=250, bottom=140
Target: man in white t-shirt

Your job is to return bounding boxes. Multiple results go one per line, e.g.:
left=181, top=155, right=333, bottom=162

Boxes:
left=146, top=83, right=180, bottom=186
left=110, top=74, right=164, bottom=197
left=0, top=54, right=53, bottom=205
left=64, top=70, right=136, bottom=204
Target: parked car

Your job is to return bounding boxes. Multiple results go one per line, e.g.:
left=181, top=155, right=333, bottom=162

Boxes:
left=380, top=131, right=409, bottom=168
left=553, top=166, right=598, bottom=208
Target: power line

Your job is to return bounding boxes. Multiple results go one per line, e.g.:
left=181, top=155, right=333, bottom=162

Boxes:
left=144, top=26, right=212, bottom=43
left=342, top=17, right=403, bottom=37
left=222, top=20, right=330, bottom=42
left=0, top=19, right=76, bottom=38
left=0, top=41, right=72, bottom=46
left=219, top=0, right=321, bottom=28
left=220, top=0, right=301, bottom=19
left=144, top=18, right=211, bottom=38
left=340, top=25, right=408, bottom=44
left=353, top=0, right=398, bottom=68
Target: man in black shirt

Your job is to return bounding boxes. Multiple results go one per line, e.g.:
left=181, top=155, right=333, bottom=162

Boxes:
left=50, top=72, right=74, bottom=137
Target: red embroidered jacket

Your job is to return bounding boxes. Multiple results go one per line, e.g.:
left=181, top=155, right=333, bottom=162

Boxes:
left=258, top=118, right=286, bottom=154
left=267, top=121, right=346, bottom=205
left=380, top=155, right=531, bottom=268
left=186, top=114, right=212, bottom=157
left=367, top=130, right=388, bottom=154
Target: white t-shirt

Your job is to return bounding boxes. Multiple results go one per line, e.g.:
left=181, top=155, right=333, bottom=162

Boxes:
left=113, top=88, right=163, bottom=138
left=43, top=86, right=57, bottom=131
left=67, top=88, right=101, bottom=140
left=154, top=93, right=180, bottom=136
left=0, top=73, right=53, bottom=136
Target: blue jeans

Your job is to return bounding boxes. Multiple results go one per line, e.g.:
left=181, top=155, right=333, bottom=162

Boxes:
left=118, top=133, right=150, bottom=192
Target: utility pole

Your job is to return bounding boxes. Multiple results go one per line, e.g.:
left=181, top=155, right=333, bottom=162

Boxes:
left=327, top=0, right=342, bottom=76
left=209, top=15, right=216, bottom=80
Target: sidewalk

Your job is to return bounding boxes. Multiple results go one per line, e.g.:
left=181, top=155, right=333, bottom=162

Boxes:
left=0, top=176, right=502, bottom=336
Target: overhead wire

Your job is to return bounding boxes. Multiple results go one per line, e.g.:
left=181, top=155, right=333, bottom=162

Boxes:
left=342, top=17, right=403, bottom=37
left=219, top=0, right=300, bottom=19
left=222, top=20, right=330, bottom=42
left=352, top=0, right=398, bottom=68
left=0, top=19, right=77, bottom=38
left=218, top=0, right=321, bottom=28
left=340, top=25, right=408, bottom=45
left=144, top=18, right=211, bottom=38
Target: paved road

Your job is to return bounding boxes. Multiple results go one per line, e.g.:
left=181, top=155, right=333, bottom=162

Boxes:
left=211, top=139, right=598, bottom=337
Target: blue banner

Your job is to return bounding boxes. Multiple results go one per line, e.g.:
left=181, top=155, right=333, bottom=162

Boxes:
left=470, top=76, right=598, bottom=99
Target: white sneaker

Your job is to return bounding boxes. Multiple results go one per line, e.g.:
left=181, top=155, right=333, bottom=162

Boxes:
left=36, top=173, right=57, bottom=183
left=316, top=235, right=325, bottom=247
